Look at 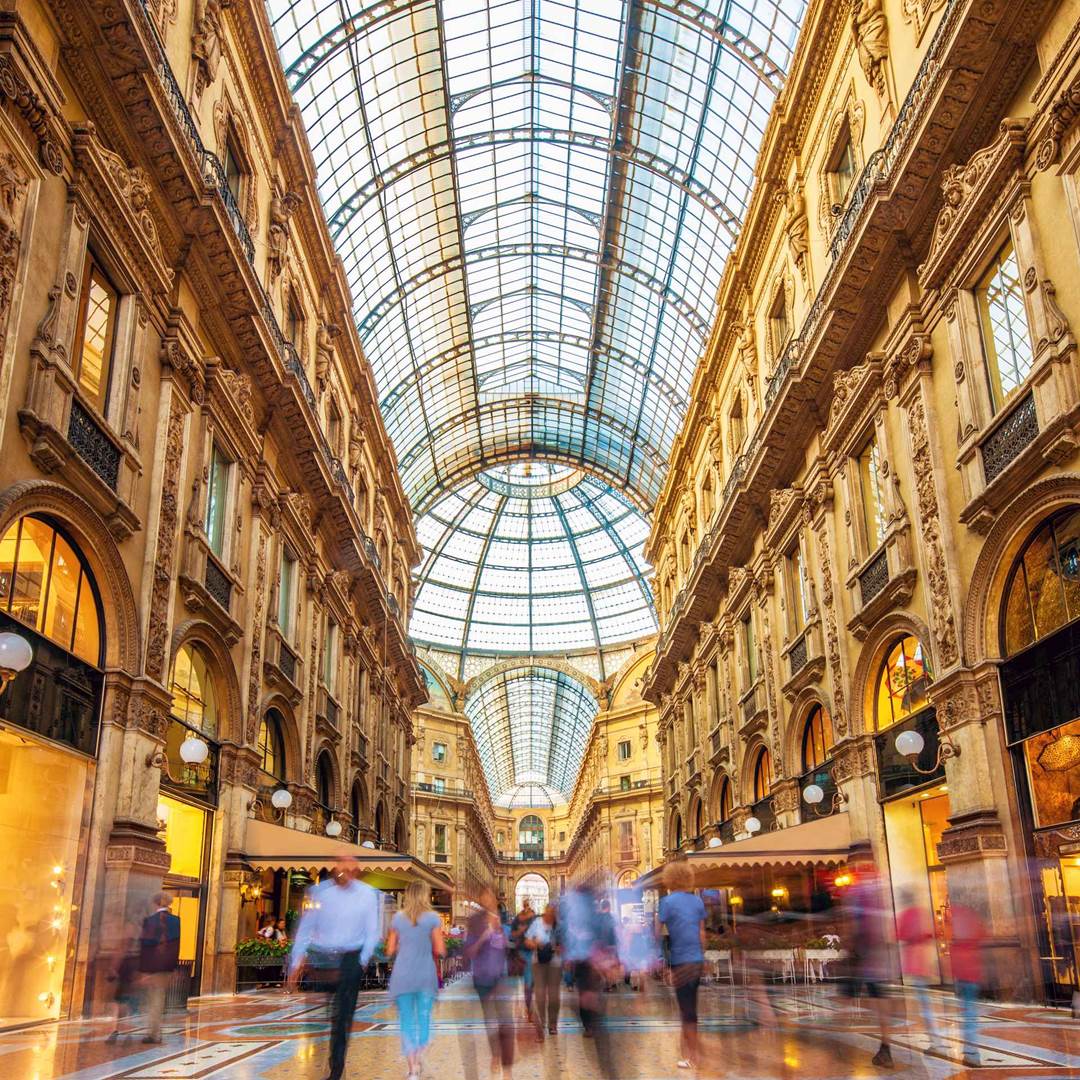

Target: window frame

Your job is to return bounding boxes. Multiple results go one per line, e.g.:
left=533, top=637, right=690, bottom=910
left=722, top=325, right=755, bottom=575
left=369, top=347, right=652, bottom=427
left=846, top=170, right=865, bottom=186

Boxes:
left=204, top=441, right=233, bottom=561
left=432, top=740, right=448, bottom=763
left=856, top=429, right=888, bottom=555
left=801, top=704, right=834, bottom=772
left=277, top=545, right=297, bottom=639
left=752, top=747, right=772, bottom=801
left=616, top=738, right=632, bottom=761
left=322, top=616, right=339, bottom=695
left=73, top=253, right=121, bottom=416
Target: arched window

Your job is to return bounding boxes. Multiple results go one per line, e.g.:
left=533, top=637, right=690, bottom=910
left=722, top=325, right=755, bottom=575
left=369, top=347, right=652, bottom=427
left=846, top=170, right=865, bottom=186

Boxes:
left=169, top=643, right=218, bottom=737
left=716, top=777, right=733, bottom=823
left=694, top=799, right=705, bottom=837
left=752, top=747, right=772, bottom=801
left=1002, top=507, right=1080, bottom=655
left=801, top=705, right=834, bottom=771
left=316, top=751, right=334, bottom=809
left=673, top=813, right=683, bottom=849
left=875, top=635, right=933, bottom=730
left=374, top=801, right=385, bottom=842
left=350, top=780, right=363, bottom=828
left=0, top=515, right=103, bottom=665
left=258, top=710, right=285, bottom=781
left=518, top=814, right=544, bottom=858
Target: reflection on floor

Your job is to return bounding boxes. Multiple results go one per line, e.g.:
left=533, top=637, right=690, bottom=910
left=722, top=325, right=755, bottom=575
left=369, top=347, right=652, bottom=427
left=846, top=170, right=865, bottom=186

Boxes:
left=0, top=978, right=1077, bottom=1079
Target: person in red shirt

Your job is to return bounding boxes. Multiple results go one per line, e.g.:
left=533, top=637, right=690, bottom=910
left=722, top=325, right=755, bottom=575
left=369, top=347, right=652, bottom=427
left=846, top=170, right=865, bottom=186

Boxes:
left=949, top=903, right=986, bottom=1068
left=895, top=888, right=943, bottom=1053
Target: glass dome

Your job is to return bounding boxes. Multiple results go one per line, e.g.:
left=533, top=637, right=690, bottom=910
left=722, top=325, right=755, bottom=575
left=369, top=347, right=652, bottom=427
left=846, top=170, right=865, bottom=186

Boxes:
left=410, top=463, right=656, bottom=655
left=464, top=666, right=598, bottom=806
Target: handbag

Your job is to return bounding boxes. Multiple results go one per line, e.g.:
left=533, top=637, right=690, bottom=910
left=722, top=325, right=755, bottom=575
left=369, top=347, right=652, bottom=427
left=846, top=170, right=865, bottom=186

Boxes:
left=537, top=943, right=554, bottom=965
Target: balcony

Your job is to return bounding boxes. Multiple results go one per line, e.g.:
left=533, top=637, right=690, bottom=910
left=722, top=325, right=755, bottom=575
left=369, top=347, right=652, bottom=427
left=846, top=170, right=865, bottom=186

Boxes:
left=738, top=680, right=767, bottom=737
left=413, top=781, right=473, bottom=799
left=316, top=686, right=342, bottom=739
left=264, top=626, right=302, bottom=704
left=177, top=533, right=244, bottom=644
left=781, top=621, right=826, bottom=701
left=846, top=535, right=916, bottom=640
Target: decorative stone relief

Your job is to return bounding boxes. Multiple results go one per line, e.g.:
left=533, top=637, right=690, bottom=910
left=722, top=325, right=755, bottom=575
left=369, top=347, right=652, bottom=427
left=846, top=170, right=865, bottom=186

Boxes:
left=192, top=0, right=226, bottom=101
left=780, top=183, right=809, bottom=287
left=814, top=525, right=848, bottom=738
left=825, top=360, right=873, bottom=437
left=144, top=399, right=187, bottom=682
left=0, top=56, right=63, bottom=175
left=852, top=0, right=890, bottom=101
left=245, top=527, right=268, bottom=744
left=0, top=152, right=27, bottom=355
left=906, top=395, right=959, bottom=668
left=267, top=190, right=301, bottom=282
left=1035, top=71, right=1080, bottom=171
left=900, top=0, right=945, bottom=40
left=315, top=321, right=339, bottom=393
left=217, top=367, right=255, bottom=427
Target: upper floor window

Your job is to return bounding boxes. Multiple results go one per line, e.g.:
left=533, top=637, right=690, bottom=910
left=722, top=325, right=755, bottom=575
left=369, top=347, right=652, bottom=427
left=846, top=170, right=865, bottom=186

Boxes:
left=684, top=697, right=696, bottom=747
left=286, top=293, right=304, bottom=351
left=742, top=613, right=758, bottom=686
left=74, top=256, right=119, bottom=414
left=258, top=710, right=286, bottom=781
left=874, top=635, right=933, bottom=730
left=327, top=400, right=343, bottom=457
left=169, top=642, right=218, bottom=738
left=801, top=704, right=834, bottom=771
left=316, top=750, right=333, bottom=809
left=617, top=739, right=631, bottom=761
left=768, top=286, right=790, bottom=357
left=278, top=547, right=297, bottom=637
left=786, top=541, right=811, bottom=633
left=729, top=393, right=746, bottom=454
left=829, top=130, right=857, bottom=207
left=752, top=747, right=772, bottom=801
left=701, top=474, right=714, bottom=522
left=716, top=776, right=733, bottom=822
left=432, top=776, right=446, bottom=794
left=1001, top=507, right=1080, bottom=655
left=434, top=823, right=448, bottom=854
left=977, top=240, right=1034, bottom=412
left=323, top=617, right=338, bottom=693
left=223, top=134, right=244, bottom=203
left=432, top=740, right=447, bottom=763
left=619, top=774, right=631, bottom=791
left=205, top=443, right=232, bottom=560
left=858, top=431, right=887, bottom=551
left=0, top=515, right=102, bottom=665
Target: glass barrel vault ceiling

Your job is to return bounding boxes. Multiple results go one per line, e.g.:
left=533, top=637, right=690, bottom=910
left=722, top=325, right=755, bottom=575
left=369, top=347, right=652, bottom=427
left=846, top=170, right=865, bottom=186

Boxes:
left=411, top=463, right=656, bottom=657
left=269, top=0, right=807, bottom=513
left=464, top=666, right=599, bottom=807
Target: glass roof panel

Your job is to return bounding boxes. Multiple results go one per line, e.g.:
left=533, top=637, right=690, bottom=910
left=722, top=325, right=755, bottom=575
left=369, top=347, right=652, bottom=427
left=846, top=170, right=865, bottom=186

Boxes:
left=464, top=666, right=598, bottom=804
left=410, top=464, right=655, bottom=658
left=269, top=0, right=806, bottom=511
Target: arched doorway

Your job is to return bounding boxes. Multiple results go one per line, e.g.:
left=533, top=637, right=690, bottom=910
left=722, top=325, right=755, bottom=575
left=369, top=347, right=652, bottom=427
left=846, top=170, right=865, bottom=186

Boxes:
left=515, top=872, right=549, bottom=913
left=996, top=506, right=1080, bottom=1003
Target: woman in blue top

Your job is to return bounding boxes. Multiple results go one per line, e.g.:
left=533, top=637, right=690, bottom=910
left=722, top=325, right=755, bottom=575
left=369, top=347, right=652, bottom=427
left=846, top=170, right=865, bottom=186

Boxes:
left=657, top=861, right=706, bottom=1071
left=386, top=882, right=445, bottom=1080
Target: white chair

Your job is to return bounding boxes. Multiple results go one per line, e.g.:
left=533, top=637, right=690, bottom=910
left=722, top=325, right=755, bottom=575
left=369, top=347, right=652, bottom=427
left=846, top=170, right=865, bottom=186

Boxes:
left=704, top=949, right=735, bottom=986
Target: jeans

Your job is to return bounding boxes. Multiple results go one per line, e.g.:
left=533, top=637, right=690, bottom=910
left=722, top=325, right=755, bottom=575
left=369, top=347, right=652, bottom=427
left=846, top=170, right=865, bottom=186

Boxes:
left=909, top=976, right=940, bottom=1041
left=533, top=961, right=561, bottom=1030
left=328, top=951, right=363, bottom=1080
left=955, top=980, right=979, bottom=1055
left=395, top=991, right=435, bottom=1055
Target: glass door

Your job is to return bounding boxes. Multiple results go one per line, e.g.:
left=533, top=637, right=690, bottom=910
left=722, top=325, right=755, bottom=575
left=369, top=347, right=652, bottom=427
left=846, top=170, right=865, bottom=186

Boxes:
left=1038, top=857, right=1080, bottom=1001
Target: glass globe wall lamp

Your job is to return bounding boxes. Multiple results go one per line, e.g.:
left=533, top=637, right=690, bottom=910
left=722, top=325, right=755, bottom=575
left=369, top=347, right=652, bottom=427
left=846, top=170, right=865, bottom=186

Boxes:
left=893, top=726, right=961, bottom=774
left=801, top=768, right=849, bottom=816
left=0, top=630, right=33, bottom=690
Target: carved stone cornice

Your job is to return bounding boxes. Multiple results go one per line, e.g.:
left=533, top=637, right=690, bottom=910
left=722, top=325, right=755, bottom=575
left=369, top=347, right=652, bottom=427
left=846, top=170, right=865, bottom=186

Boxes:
left=0, top=17, right=66, bottom=175
left=822, top=355, right=884, bottom=455
left=764, top=485, right=804, bottom=548
left=831, top=735, right=876, bottom=784
left=918, top=119, right=1028, bottom=291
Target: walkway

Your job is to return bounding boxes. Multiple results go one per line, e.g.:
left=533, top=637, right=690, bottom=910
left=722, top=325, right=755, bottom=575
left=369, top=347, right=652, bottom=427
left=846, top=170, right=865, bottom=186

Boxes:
left=0, top=979, right=1076, bottom=1079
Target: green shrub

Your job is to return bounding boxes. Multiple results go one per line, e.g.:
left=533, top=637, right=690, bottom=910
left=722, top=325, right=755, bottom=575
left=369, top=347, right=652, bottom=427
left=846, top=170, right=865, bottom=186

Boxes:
left=236, top=937, right=291, bottom=960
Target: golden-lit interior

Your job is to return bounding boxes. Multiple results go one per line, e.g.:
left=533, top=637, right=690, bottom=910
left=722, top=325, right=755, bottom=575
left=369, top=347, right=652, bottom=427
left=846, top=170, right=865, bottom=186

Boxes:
left=169, top=643, right=218, bottom=737
left=874, top=636, right=932, bottom=731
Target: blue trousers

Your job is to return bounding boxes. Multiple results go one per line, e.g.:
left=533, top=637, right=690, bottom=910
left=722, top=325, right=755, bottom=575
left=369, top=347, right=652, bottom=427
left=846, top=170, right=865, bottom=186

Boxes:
left=955, top=980, right=979, bottom=1055
left=395, top=991, right=435, bottom=1055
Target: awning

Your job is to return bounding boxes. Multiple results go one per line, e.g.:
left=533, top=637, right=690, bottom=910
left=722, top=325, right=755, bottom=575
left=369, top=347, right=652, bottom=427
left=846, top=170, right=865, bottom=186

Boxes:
left=241, top=819, right=452, bottom=892
left=635, top=813, right=852, bottom=890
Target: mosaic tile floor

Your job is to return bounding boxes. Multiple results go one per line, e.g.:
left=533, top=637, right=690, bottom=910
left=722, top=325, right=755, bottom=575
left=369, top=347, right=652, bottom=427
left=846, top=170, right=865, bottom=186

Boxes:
left=0, top=978, right=1077, bottom=1079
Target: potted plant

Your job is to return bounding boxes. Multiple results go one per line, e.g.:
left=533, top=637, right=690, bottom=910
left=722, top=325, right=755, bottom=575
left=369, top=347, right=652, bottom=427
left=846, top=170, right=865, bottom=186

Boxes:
left=235, top=937, right=291, bottom=992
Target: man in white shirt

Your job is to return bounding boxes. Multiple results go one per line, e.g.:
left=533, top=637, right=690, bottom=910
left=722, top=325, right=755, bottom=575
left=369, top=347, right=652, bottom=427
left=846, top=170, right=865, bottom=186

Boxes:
left=288, top=862, right=382, bottom=1080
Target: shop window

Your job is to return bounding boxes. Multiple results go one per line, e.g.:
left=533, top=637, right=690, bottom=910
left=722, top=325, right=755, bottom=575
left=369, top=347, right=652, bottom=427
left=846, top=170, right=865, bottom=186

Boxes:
left=74, top=255, right=119, bottom=414
left=323, top=617, right=338, bottom=694
left=258, top=710, right=286, bottom=781
left=1023, top=716, right=1080, bottom=827
left=432, top=741, right=447, bottom=763
left=169, top=643, right=218, bottom=738
left=278, top=547, right=297, bottom=638
left=205, top=443, right=232, bottom=560
left=875, top=635, right=933, bottom=730
left=786, top=541, right=811, bottom=634
left=1001, top=508, right=1080, bottom=655
left=0, top=515, right=102, bottom=666
left=157, top=794, right=207, bottom=880
left=752, top=747, right=772, bottom=801
left=858, top=432, right=887, bottom=551
left=801, top=704, right=834, bottom=771
left=617, top=739, right=631, bottom=761
left=977, top=240, right=1034, bottom=413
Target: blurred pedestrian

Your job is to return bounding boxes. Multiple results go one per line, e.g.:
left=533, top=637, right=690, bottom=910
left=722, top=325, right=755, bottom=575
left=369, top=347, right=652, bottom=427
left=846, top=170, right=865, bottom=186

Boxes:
left=895, top=887, right=942, bottom=1052
left=562, top=885, right=617, bottom=1077
left=138, top=892, right=180, bottom=1044
left=288, top=861, right=381, bottom=1080
left=510, top=898, right=535, bottom=1019
left=949, top=901, right=986, bottom=1068
left=526, top=902, right=561, bottom=1035
left=463, top=886, right=513, bottom=1079
left=386, top=882, right=445, bottom=1080
left=658, top=862, right=706, bottom=1071
left=105, top=923, right=140, bottom=1043
left=597, top=898, right=619, bottom=991
left=845, top=867, right=895, bottom=1068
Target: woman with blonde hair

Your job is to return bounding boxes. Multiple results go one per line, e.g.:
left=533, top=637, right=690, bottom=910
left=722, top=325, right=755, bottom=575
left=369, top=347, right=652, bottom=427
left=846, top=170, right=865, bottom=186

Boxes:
left=386, top=881, right=445, bottom=1080
left=658, top=860, right=706, bottom=1071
